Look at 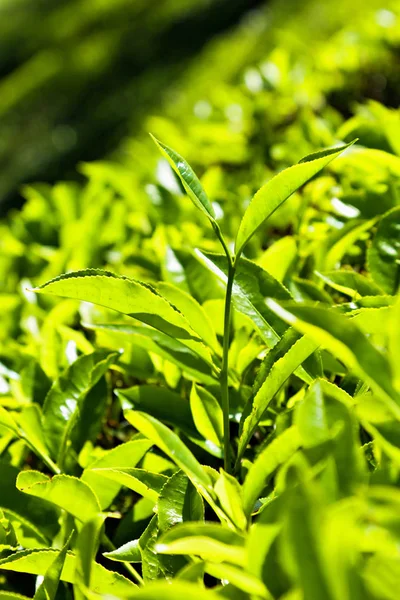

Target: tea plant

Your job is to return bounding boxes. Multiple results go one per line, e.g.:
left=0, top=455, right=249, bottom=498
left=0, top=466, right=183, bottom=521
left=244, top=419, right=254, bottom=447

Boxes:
left=1, top=125, right=400, bottom=599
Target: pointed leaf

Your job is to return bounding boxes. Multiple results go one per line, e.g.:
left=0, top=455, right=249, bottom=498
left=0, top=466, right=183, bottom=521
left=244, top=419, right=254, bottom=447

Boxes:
left=158, top=470, right=204, bottom=532
left=16, top=472, right=101, bottom=522
left=151, top=135, right=216, bottom=220
left=235, top=141, right=356, bottom=255
left=190, top=384, right=223, bottom=448
left=34, top=534, right=72, bottom=600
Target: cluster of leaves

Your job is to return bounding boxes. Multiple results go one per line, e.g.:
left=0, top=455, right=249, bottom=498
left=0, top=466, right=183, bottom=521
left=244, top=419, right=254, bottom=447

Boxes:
left=1, top=3, right=400, bottom=600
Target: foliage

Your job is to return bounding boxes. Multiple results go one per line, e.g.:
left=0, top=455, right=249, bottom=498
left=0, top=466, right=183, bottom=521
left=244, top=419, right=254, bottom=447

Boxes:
left=1, top=1, right=400, bottom=599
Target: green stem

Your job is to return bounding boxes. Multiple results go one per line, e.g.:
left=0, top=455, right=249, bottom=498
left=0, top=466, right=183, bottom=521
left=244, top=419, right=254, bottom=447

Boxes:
left=103, top=534, right=144, bottom=585
left=221, top=258, right=235, bottom=474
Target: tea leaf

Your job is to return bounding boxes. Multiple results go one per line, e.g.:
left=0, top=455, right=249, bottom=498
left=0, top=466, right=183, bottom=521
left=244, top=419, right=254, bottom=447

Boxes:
left=235, top=141, right=356, bottom=255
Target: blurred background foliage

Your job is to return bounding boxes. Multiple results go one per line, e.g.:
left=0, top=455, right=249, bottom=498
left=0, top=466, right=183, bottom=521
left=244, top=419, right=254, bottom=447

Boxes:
left=0, top=0, right=399, bottom=212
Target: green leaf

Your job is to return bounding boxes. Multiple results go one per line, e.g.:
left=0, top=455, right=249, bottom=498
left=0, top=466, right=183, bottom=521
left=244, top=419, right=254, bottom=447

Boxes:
left=16, top=472, right=101, bottom=522
left=150, top=135, right=216, bottom=220
left=368, top=206, right=400, bottom=294
left=0, top=405, right=57, bottom=474
left=235, top=141, right=356, bottom=255
left=0, top=549, right=137, bottom=595
left=103, top=540, right=141, bottom=563
left=76, top=514, right=106, bottom=588
left=42, top=350, right=118, bottom=463
left=204, top=562, right=271, bottom=598
left=122, top=581, right=222, bottom=600
left=32, top=270, right=213, bottom=366
left=118, top=386, right=199, bottom=440
left=238, top=334, right=318, bottom=462
left=89, top=468, right=168, bottom=502
left=34, top=533, right=72, bottom=600
left=282, top=461, right=339, bottom=600
left=81, top=439, right=152, bottom=509
left=295, top=380, right=365, bottom=495
left=316, top=270, right=384, bottom=298
left=197, top=251, right=291, bottom=346
left=139, top=515, right=185, bottom=581
left=266, top=300, right=400, bottom=410
left=243, top=426, right=301, bottom=517
left=156, top=523, right=246, bottom=565
left=214, top=470, right=247, bottom=530
left=124, top=410, right=213, bottom=495
left=190, top=384, right=223, bottom=449
left=0, top=463, right=59, bottom=547
left=158, top=470, right=204, bottom=532
left=157, top=282, right=220, bottom=354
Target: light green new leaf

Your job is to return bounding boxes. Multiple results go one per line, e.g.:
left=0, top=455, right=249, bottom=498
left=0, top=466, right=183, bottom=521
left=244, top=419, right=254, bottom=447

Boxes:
left=0, top=549, right=137, bottom=595
left=204, top=562, right=271, bottom=598
left=316, top=270, right=384, bottom=298
left=150, top=135, right=216, bottom=220
left=243, top=426, right=301, bottom=517
left=16, top=472, right=101, bottom=523
left=124, top=410, right=213, bottom=495
left=125, top=581, right=222, bottom=600
left=157, top=282, right=220, bottom=354
left=89, top=468, right=168, bottom=502
left=42, top=350, right=119, bottom=463
left=32, top=270, right=213, bottom=366
left=103, top=540, right=141, bottom=563
left=34, top=533, right=72, bottom=600
left=81, top=439, right=152, bottom=509
left=367, top=206, right=400, bottom=294
left=214, top=470, right=247, bottom=530
left=235, top=141, right=356, bottom=255
left=266, top=300, right=400, bottom=410
left=238, top=334, right=318, bottom=462
left=156, top=523, right=246, bottom=565
left=158, top=470, right=204, bottom=532
left=190, top=384, right=223, bottom=449
left=76, top=514, right=106, bottom=588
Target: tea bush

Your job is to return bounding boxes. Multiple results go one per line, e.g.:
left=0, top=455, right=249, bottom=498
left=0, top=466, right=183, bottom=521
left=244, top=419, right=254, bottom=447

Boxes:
left=0, top=1, right=400, bottom=599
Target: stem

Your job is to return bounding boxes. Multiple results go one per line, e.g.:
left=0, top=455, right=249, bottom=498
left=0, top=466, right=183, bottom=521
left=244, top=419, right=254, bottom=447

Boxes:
left=221, top=258, right=235, bottom=474
left=103, top=534, right=144, bottom=586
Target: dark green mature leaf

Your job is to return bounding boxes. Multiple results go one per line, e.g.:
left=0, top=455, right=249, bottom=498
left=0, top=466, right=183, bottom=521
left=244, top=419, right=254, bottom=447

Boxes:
left=34, top=534, right=71, bottom=600
left=158, top=470, right=204, bottom=532
left=197, top=251, right=291, bottom=346
left=0, top=549, right=137, bottom=595
left=235, top=141, right=356, bottom=255
left=140, top=515, right=185, bottom=581
left=118, top=386, right=198, bottom=439
left=16, top=472, right=101, bottom=522
left=32, top=270, right=214, bottom=366
left=42, top=350, right=118, bottom=464
left=150, top=135, right=216, bottom=220
left=0, top=463, right=59, bottom=547
left=266, top=300, right=400, bottom=410
left=368, top=206, right=400, bottom=294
